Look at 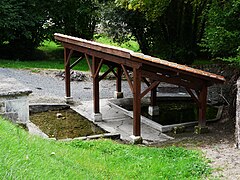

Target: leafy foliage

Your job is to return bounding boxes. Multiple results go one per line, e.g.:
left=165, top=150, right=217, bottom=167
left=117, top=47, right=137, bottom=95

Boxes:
left=103, top=0, right=211, bottom=64
left=48, top=0, right=101, bottom=40
left=201, top=0, right=240, bottom=57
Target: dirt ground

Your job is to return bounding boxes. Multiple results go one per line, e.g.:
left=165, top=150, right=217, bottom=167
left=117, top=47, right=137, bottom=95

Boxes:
left=154, top=115, right=240, bottom=179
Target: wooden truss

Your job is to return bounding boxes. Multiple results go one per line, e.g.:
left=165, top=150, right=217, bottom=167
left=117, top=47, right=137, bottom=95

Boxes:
left=56, top=33, right=225, bottom=137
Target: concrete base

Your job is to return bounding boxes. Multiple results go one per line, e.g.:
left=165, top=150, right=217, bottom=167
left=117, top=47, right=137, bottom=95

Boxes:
left=173, top=126, right=185, bottom=134
left=92, top=113, right=102, bottom=122
left=194, top=126, right=209, bottom=134
left=114, top=91, right=124, bottom=99
left=130, top=135, right=143, bottom=144
left=148, top=106, right=159, bottom=116
left=65, top=96, right=74, bottom=104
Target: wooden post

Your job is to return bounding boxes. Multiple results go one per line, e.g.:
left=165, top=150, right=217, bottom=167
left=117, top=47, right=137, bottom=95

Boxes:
left=198, top=85, right=207, bottom=127
left=133, top=67, right=142, bottom=136
left=114, top=67, right=123, bottom=98
left=150, top=83, right=157, bottom=106
left=116, top=67, right=122, bottom=93
left=92, top=56, right=100, bottom=114
left=64, top=47, right=71, bottom=98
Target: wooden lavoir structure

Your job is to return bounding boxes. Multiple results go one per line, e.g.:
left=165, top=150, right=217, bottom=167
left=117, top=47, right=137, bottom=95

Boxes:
left=55, top=33, right=225, bottom=138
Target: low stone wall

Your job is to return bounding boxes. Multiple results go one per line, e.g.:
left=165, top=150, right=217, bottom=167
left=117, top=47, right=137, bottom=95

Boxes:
left=0, top=75, right=32, bottom=124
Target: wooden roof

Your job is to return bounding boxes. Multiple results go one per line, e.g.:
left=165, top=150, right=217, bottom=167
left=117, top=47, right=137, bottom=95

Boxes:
left=54, top=33, right=225, bottom=85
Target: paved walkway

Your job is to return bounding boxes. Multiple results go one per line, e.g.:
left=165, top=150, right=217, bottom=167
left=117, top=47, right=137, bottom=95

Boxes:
left=72, top=99, right=173, bottom=144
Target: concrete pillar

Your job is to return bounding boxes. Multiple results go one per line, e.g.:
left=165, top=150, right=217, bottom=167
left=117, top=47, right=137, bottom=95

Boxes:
left=114, top=91, right=124, bottom=99
left=148, top=105, right=159, bottom=116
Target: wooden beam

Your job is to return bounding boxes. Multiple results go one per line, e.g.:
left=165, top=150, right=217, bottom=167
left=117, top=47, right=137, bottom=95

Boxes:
left=140, top=81, right=160, bottom=99
left=142, top=77, right=150, bottom=87
left=98, top=65, right=116, bottom=81
left=133, top=67, right=142, bottom=136
left=142, top=70, right=201, bottom=90
left=185, top=88, right=200, bottom=107
left=121, top=65, right=133, bottom=92
left=84, top=54, right=93, bottom=75
left=63, top=42, right=141, bottom=69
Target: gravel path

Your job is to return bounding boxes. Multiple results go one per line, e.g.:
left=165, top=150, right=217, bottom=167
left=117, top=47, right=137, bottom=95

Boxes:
left=1, top=67, right=239, bottom=179
left=0, top=68, right=135, bottom=104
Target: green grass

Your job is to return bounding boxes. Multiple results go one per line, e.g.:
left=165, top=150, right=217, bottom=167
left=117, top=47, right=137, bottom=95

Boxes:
left=0, top=35, right=139, bottom=71
left=94, top=34, right=140, bottom=52
left=38, top=40, right=63, bottom=53
left=0, top=117, right=211, bottom=179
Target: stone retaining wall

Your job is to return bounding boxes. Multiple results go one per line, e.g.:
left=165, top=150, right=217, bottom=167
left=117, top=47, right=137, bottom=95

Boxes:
left=0, top=75, right=32, bottom=124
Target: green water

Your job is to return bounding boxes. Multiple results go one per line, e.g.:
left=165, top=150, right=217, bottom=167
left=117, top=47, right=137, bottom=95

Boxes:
left=30, top=109, right=106, bottom=140
left=142, top=102, right=218, bottom=125
left=122, top=101, right=219, bottom=125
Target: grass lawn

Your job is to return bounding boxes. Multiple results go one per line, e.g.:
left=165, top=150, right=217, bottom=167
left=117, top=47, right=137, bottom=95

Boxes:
left=0, top=35, right=140, bottom=71
left=0, top=117, right=210, bottom=179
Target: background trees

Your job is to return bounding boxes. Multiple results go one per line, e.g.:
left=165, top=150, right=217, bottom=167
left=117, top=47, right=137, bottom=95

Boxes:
left=104, top=0, right=211, bottom=64
left=200, top=0, right=240, bottom=58
left=0, top=0, right=239, bottom=63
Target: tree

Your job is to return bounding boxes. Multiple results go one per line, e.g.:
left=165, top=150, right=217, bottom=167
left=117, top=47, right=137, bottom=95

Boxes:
left=48, top=0, right=101, bottom=40
left=0, top=0, right=51, bottom=59
left=201, top=0, right=240, bottom=58
left=103, top=0, right=211, bottom=64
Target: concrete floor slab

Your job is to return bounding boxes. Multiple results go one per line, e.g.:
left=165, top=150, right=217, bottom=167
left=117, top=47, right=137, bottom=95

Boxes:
left=72, top=99, right=173, bottom=144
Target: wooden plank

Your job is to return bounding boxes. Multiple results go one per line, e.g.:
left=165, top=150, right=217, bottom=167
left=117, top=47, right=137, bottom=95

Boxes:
left=131, top=52, right=225, bottom=84
left=55, top=33, right=132, bottom=59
